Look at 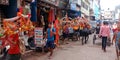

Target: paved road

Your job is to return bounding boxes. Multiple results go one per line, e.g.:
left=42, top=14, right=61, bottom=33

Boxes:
left=23, top=34, right=117, bottom=60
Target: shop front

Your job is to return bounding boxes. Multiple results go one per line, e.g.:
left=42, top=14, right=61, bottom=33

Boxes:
left=37, top=0, right=66, bottom=30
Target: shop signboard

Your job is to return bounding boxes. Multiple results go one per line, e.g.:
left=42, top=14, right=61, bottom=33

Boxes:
left=34, top=27, right=43, bottom=46
left=70, top=3, right=77, bottom=11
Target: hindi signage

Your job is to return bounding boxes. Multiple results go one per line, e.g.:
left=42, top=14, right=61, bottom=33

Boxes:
left=34, top=28, right=43, bottom=46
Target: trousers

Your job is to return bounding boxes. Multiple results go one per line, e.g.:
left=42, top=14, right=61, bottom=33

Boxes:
left=102, top=37, right=107, bottom=49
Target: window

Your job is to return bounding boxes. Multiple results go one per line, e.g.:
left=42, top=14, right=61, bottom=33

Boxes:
left=81, top=1, right=89, bottom=10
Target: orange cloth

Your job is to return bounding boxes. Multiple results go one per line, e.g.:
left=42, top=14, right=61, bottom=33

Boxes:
left=73, top=25, right=79, bottom=30
left=54, top=19, right=59, bottom=46
left=8, top=33, right=20, bottom=54
left=48, top=9, right=55, bottom=23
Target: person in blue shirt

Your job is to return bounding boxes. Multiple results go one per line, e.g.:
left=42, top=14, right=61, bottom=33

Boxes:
left=46, top=23, right=56, bottom=58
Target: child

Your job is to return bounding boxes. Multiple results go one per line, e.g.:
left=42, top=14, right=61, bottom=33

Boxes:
left=46, top=23, right=56, bottom=58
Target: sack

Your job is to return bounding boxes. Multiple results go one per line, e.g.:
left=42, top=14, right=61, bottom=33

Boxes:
left=0, top=0, right=9, bottom=5
left=19, top=37, right=26, bottom=55
left=107, top=37, right=111, bottom=46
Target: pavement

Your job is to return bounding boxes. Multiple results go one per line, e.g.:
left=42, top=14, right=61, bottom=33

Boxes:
left=22, top=34, right=117, bottom=60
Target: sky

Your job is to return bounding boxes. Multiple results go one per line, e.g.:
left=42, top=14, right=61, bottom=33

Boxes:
left=100, top=0, right=120, bottom=10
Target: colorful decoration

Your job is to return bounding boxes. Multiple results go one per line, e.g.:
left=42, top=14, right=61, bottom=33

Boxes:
left=2, top=12, right=34, bottom=35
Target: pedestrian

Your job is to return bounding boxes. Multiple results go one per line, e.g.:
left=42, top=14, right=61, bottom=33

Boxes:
left=81, top=23, right=90, bottom=44
left=6, top=33, right=21, bottom=60
left=54, top=19, right=60, bottom=47
left=112, top=22, right=120, bottom=59
left=79, top=22, right=84, bottom=38
left=63, top=23, right=69, bottom=44
left=95, top=24, right=101, bottom=39
left=46, top=23, right=56, bottom=59
left=96, top=24, right=100, bottom=35
left=99, top=21, right=110, bottom=52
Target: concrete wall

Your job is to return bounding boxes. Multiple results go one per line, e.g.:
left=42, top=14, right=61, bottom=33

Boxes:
left=81, top=0, right=90, bottom=17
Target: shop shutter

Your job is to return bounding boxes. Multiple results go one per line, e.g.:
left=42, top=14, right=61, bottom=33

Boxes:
left=0, top=0, right=9, bottom=5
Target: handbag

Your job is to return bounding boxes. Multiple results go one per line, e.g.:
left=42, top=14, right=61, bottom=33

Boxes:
left=0, top=0, right=9, bottom=5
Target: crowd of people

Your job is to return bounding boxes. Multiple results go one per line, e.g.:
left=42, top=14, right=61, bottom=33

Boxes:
left=59, top=17, right=91, bottom=45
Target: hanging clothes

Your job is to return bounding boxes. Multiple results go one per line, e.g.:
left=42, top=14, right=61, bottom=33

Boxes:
left=48, top=8, right=55, bottom=23
left=30, top=0, right=37, bottom=22
left=54, top=19, right=59, bottom=46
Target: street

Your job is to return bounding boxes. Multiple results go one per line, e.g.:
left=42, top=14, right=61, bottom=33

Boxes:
left=0, top=0, right=120, bottom=60
left=23, top=34, right=116, bottom=60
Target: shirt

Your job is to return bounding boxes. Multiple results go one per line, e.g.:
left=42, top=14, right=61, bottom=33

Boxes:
left=47, top=28, right=55, bottom=41
left=8, top=33, right=20, bottom=54
left=99, top=25, right=110, bottom=37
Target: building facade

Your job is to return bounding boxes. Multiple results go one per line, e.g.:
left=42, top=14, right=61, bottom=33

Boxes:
left=81, top=0, right=90, bottom=19
left=93, top=0, right=100, bottom=20
left=115, top=5, right=120, bottom=20
left=89, top=0, right=95, bottom=20
left=101, top=8, right=114, bottom=20
left=68, top=0, right=81, bottom=18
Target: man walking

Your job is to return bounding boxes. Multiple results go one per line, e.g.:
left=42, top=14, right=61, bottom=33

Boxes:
left=99, top=21, right=110, bottom=52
